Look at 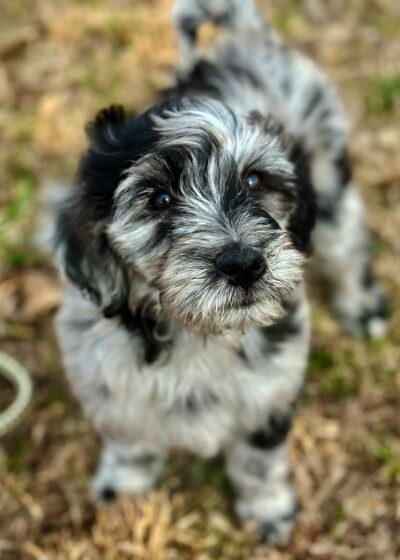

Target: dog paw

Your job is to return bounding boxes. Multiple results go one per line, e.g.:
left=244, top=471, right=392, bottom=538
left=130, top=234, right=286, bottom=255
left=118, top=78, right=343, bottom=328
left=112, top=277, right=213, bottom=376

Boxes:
left=235, top=489, right=297, bottom=546
left=92, top=470, right=119, bottom=502
left=92, top=466, right=157, bottom=501
left=335, top=285, right=389, bottom=340
left=359, top=292, right=389, bottom=339
left=92, top=450, right=163, bottom=501
left=259, top=515, right=296, bottom=545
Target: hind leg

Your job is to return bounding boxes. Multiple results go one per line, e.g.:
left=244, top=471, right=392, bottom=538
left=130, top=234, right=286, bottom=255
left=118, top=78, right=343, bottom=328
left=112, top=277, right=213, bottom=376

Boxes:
left=311, top=149, right=388, bottom=337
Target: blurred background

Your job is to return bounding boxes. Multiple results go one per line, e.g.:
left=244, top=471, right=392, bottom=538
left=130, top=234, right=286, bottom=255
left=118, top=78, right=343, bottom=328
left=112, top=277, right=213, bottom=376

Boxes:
left=0, top=0, right=399, bottom=558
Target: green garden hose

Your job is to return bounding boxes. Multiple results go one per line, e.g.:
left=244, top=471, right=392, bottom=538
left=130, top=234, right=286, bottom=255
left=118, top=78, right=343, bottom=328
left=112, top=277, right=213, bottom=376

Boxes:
left=0, top=351, right=33, bottom=437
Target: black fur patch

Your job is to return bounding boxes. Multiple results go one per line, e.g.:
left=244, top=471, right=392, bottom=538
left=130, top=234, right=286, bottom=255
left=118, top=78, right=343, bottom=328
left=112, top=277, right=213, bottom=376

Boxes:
left=360, top=294, right=390, bottom=327
left=248, top=411, right=292, bottom=450
left=261, top=302, right=301, bottom=352
left=315, top=150, right=352, bottom=222
left=165, top=58, right=262, bottom=104
left=362, top=265, right=375, bottom=289
left=334, top=149, right=352, bottom=187
left=80, top=104, right=163, bottom=214
left=99, top=487, right=116, bottom=502
left=164, top=60, right=225, bottom=100
left=221, top=182, right=251, bottom=220
left=287, top=144, right=316, bottom=253
left=119, top=303, right=172, bottom=365
left=56, top=201, right=129, bottom=315
left=316, top=200, right=337, bottom=222
left=225, top=62, right=263, bottom=89
left=180, top=16, right=198, bottom=45
left=259, top=522, right=281, bottom=543
left=302, top=86, right=324, bottom=120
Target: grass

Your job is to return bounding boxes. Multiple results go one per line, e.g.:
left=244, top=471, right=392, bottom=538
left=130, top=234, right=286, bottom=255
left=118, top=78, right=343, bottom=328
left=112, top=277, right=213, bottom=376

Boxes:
left=0, top=0, right=399, bottom=558
left=373, top=442, right=400, bottom=483
left=0, top=175, right=36, bottom=267
left=365, top=74, right=400, bottom=115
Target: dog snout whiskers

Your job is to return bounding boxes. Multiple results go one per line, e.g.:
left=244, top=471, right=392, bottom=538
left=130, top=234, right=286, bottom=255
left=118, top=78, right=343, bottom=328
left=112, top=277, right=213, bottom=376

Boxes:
left=215, top=244, right=267, bottom=288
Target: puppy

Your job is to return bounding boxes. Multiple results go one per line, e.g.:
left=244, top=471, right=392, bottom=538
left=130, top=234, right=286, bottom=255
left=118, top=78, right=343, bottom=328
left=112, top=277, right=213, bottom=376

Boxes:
left=55, top=0, right=388, bottom=544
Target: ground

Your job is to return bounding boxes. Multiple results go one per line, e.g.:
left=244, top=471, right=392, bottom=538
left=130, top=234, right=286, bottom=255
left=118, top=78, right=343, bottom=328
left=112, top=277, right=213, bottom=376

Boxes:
left=0, top=0, right=399, bottom=559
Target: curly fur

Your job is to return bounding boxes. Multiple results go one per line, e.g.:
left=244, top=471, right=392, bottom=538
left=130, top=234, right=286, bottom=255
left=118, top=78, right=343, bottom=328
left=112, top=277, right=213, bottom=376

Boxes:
left=55, top=0, right=388, bottom=545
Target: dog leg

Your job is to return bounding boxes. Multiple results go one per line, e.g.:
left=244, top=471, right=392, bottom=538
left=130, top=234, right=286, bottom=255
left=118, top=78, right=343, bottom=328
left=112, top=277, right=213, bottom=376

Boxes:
left=225, top=411, right=297, bottom=545
left=311, top=149, right=388, bottom=338
left=92, top=439, right=166, bottom=501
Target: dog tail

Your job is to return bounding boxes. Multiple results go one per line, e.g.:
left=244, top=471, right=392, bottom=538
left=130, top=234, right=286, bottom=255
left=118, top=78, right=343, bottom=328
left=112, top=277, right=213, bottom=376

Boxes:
left=172, top=0, right=263, bottom=67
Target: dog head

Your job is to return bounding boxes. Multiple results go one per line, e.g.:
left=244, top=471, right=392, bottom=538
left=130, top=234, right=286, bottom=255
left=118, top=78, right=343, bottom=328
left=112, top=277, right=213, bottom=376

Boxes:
left=56, top=99, right=315, bottom=332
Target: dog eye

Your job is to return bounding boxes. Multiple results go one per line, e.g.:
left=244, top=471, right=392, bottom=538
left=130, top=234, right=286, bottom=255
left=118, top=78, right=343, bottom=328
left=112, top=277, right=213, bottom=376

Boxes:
left=151, top=192, right=172, bottom=210
left=243, top=172, right=264, bottom=192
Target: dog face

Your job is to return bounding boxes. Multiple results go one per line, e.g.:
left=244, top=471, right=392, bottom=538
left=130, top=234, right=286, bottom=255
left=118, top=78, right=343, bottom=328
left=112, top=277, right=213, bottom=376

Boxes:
left=56, top=99, right=315, bottom=332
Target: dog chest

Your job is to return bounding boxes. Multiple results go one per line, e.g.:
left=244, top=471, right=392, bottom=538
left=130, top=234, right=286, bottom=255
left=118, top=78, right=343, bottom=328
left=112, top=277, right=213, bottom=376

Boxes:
left=57, top=288, right=305, bottom=456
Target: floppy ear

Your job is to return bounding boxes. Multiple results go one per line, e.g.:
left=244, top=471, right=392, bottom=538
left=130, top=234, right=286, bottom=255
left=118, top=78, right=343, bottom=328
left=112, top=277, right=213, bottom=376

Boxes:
left=55, top=105, right=161, bottom=317
left=56, top=194, right=129, bottom=318
left=287, top=144, right=316, bottom=254
left=248, top=113, right=316, bottom=253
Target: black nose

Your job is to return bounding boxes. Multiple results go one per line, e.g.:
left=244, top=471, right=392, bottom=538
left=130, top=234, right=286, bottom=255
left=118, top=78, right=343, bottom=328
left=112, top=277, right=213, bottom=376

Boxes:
left=215, top=245, right=266, bottom=288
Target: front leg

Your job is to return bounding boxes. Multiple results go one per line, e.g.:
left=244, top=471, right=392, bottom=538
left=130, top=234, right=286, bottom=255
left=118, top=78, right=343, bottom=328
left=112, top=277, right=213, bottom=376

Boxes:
left=225, top=410, right=297, bottom=545
left=92, top=438, right=166, bottom=501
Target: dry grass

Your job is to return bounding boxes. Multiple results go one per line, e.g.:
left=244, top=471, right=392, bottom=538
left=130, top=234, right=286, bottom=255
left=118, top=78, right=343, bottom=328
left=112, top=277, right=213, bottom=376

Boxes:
left=0, top=1, right=399, bottom=558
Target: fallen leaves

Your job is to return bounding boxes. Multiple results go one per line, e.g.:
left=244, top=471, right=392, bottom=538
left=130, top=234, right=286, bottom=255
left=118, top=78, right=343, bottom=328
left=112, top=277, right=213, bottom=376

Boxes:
left=0, top=270, right=62, bottom=324
left=0, top=0, right=400, bottom=558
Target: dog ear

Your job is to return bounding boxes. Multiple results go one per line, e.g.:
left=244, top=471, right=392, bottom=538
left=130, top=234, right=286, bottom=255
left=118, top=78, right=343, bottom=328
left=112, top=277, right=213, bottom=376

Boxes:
left=287, top=144, right=316, bottom=254
left=56, top=194, right=129, bottom=318
left=248, top=113, right=316, bottom=253
left=55, top=105, right=161, bottom=317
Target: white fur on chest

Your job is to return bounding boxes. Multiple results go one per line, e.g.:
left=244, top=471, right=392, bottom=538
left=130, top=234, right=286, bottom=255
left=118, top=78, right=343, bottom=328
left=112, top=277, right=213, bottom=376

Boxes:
left=57, top=285, right=308, bottom=457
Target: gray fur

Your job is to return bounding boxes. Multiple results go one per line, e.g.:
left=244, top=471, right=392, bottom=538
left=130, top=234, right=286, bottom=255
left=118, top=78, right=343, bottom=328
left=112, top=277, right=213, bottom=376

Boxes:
left=55, top=0, right=388, bottom=546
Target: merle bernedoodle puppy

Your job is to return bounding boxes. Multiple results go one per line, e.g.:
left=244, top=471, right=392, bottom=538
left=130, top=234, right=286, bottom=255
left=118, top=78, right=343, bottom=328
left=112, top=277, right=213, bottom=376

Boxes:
left=55, top=0, right=388, bottom=544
